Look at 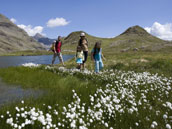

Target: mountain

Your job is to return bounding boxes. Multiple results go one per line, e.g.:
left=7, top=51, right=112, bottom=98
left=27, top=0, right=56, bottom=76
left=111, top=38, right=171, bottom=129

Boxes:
left=62, top=26, right=172, bottom=53
left=0, top=14, right=45, bottom=54
left=108, top=25, right=171, bottom=52
left=33, top=33, right=46, bottom=41
left=33, top=33, right=55, bottom=46
left=62, top=31, right=108, bottom=51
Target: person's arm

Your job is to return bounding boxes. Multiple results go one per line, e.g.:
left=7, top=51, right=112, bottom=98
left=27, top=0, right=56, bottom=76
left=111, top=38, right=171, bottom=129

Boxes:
left=91, top=52, right=95, bottom=61
left=75, top=52, right=77, bottom=60
left=86, top=39, right=88, bottom=47
left=78, top=40, right=80, bottom=46
left=54, top=42, right=57, bottom=53
left=102, top=53, right=106, bottom=61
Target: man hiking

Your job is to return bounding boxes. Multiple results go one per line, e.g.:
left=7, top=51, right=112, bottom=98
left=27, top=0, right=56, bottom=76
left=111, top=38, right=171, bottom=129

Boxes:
left=52, top=36, right=65, bottom=66
left=78, top=32, right=88, bottom=69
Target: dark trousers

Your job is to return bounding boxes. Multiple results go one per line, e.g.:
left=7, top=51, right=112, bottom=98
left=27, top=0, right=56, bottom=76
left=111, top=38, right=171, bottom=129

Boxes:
left=83, top=51, right=88, bottom=64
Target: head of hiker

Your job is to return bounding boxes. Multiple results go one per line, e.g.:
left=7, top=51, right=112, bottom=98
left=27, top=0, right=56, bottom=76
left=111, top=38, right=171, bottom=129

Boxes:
left=58, top=36, right=62, bottom=41
left=95, top=42, right=101, bottom=49
left=77, top=45, right=82, bottom=52
left=80, top=32, right=85, bottom=40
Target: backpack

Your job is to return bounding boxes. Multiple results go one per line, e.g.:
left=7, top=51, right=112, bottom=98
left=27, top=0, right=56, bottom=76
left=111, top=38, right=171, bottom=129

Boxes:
left=51, top=43, right=55, bottom=51
left=79, top=38, right=88, bottom=46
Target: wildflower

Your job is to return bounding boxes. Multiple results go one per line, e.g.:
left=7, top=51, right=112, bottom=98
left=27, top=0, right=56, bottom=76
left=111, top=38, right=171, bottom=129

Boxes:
left=166, top=124, right=171, bottom=129
left=163, top=114, right=168, bottom=119
left=135, top=122, right=139, bottom=126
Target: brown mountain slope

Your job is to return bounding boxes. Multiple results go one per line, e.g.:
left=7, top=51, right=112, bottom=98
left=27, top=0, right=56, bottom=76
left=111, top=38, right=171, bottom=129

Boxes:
left=0, top=14, right=45, bottom=54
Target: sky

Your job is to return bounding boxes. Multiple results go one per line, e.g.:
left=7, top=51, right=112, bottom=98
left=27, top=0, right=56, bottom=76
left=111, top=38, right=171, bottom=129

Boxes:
left=0, top=0, right=172, bottom=40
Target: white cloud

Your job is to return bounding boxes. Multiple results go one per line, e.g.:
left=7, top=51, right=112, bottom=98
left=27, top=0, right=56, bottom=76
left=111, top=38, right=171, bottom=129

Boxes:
left=10, top=18, right=17, bottom=23
left=17, top=24, right=44, bottom=36
left=144, top=22, right=172, bottom=41
left=46, top=17, right=70, bottom=28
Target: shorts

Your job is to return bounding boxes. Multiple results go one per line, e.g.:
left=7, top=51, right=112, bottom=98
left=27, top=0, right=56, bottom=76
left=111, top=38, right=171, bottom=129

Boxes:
left=76, top=58, right=83, bottom=64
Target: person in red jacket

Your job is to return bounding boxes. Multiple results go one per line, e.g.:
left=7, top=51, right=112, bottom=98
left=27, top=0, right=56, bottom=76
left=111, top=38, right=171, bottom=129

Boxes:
left=52, top=36, right=65, bottom=66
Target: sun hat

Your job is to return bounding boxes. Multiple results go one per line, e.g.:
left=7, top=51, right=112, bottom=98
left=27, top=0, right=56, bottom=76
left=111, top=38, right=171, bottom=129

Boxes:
left=80, top=32, right=85, bottom=37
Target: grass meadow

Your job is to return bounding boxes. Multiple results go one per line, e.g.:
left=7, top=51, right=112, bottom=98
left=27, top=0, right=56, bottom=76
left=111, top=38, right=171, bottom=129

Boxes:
left=0, top=51, right=172, bottom=129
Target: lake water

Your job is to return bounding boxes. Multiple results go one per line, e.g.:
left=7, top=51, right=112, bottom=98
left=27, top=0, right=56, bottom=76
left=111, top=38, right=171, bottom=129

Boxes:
left=0, top=78, right=43, bottom=107
left=0, top=55, right=74, bottom=68
left=0, top=55, right=74, bottom=107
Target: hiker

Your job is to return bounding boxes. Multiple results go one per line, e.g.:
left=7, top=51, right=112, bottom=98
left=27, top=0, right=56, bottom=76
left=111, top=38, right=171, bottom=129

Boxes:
left=52, top=36, right=65, bottom=66
left=76, top=45, right=84, bottom=70
left=91, top=42, right=106, bottom=73
left=78, top=32, right=88, bottom=69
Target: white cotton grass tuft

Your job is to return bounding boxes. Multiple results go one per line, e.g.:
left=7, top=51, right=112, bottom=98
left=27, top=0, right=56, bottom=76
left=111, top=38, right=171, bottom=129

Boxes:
left=166, top=124, right=171, bottom=129
left=1, top=67, right=172, bottom=128
left=22, top=63, right=40, bottom=67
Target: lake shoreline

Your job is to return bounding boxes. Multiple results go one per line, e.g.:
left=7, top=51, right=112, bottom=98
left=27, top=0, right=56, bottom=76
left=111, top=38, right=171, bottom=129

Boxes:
left=0, top=54, right=74, bottom=68
left=0, top=50, right=75, bottom=57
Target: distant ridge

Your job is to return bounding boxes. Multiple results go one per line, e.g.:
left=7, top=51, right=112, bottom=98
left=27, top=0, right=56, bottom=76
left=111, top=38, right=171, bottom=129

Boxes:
left=33, top=33, right=55, bottom=46
left=33, top=33, right=46, bottom=40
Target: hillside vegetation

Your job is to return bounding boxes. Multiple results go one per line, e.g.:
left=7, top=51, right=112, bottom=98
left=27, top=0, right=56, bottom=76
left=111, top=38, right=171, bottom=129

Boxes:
left=0, top=14, right=44, bottom=55
left=62, top=26, right=172, bottom=54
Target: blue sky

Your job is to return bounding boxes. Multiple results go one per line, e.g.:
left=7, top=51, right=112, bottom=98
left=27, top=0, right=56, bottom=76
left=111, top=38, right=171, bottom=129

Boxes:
left=0, top=0, right=172, bottom=40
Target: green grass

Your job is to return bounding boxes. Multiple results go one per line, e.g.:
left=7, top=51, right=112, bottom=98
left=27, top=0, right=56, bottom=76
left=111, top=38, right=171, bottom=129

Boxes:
left=0, top=67, right=100, bottom=128
left=65, top=51, right=172, bottom=76
left=0, top=65, right=171, bottom=129
left=0, top=51, right=172, bottom=128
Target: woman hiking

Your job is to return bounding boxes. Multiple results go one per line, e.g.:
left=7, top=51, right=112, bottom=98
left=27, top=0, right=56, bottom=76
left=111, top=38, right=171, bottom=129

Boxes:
left=52, top=36, right=65, bottom=66
left=78, top=32, right=88, bottom=69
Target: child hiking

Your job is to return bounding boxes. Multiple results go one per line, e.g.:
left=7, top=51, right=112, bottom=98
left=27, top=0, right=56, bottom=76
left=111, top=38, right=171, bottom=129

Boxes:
left=52, top=36, right=65, bottom=66
left=91, top=42, right=106, bottom=73
left=76, top=45, right=84, bottom=70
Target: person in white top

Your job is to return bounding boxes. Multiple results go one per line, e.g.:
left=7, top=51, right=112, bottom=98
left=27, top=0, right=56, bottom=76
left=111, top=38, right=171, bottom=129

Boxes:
left=76, top=45, right=84, bottom=70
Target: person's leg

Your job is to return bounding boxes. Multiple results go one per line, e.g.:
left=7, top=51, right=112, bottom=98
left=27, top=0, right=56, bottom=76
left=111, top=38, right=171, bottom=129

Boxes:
left=77, top=64, right=80, bottom=69
left=52, top=53, right=57, bottom=65
left=58, top=53, right=65, bottom=66
left=80, top=58, right=84, bottom=70
left=79, top=64, right=82, bottom=70
left=83, top=51, right=88, bottom=69
left=99, top=61, right=104, bottom=71
left=95, top=61, right=99, bottom=73
left=84, top=51, right=88, bottom=63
